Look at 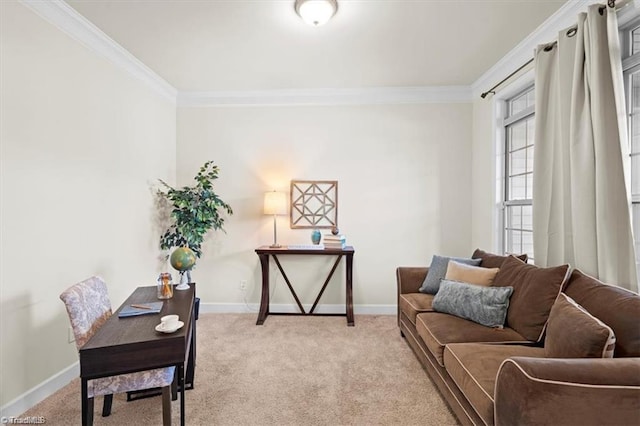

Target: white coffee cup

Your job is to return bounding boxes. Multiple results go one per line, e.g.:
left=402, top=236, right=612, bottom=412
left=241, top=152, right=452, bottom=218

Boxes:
left=161, top=314, right=179, bottom=330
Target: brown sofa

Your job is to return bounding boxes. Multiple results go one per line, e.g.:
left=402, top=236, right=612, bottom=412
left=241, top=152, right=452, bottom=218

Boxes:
left=397, top=250, right=640, bottom=426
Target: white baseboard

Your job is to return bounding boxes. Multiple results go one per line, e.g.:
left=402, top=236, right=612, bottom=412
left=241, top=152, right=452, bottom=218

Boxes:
left=0, top=361, right=78, bottom=419
left=199, top=303, right=396, bottom=315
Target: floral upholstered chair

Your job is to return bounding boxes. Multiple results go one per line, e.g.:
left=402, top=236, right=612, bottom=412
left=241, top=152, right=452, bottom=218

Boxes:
left=60, top=276, right=175, bottom=425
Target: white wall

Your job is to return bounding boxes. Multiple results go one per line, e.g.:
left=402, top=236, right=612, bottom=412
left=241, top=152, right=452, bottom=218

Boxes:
left=177, top=103, right=473, bottom=309
left=0, top=1, right=176, bottom=407
left=471, top=97, right=499, bottom=251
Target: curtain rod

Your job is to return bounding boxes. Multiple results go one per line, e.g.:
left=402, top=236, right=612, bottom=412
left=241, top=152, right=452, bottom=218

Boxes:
left=480, top=0, right=622, bottom=99
left=480, top=58, right=533, bottom=99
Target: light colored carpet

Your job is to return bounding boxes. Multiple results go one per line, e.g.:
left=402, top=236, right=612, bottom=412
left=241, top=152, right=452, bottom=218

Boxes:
left=21, top=314, right=457, bottom=425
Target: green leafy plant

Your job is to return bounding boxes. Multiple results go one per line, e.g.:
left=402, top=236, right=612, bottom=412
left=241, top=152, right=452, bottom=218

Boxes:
left=158, top=161, right=233, bottom=258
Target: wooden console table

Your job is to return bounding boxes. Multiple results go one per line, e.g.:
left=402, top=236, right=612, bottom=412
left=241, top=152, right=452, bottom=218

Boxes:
left=255, top=246, right=355, bottom=326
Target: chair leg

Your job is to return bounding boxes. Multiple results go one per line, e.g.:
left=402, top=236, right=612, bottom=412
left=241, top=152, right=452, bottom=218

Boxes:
left=162, top=386, right=172, bottom=426
left=102, top=394, right=113, bottom=417
left=171, top=372, right=178, bottom=401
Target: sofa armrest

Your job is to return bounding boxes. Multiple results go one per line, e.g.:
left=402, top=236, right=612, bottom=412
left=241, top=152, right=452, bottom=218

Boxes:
left=495, top=357, right=640, bottom=426
left=396, top=267, right=428, bottom=295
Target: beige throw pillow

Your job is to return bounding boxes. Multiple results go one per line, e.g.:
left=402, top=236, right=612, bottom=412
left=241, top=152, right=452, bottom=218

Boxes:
left=445, top=261, right=499, bottom=287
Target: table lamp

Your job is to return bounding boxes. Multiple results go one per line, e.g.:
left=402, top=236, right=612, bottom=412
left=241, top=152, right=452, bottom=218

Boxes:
left=264, top=190, right=287, bottom=248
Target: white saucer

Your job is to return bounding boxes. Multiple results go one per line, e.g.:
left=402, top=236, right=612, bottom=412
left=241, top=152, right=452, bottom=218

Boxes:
left=155, top=320, right=184, bottom=334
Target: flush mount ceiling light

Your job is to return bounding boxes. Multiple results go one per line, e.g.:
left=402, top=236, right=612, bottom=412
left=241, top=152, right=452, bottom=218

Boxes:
left=294, top=0, right=338, bottom=26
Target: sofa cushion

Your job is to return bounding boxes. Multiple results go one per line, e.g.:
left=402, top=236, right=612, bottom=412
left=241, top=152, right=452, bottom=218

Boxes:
left=546, top=293, right=616, bottom=358
left=432, top=280, right=513, bottom=328
left=472, top=248, right=528, bottom=269
left=493, top=256, right=571, bottom=342
left=445, top=261, right=499, bottom=286
left=415, top=312, right=530, bottom=367
left=398, top=293, right=434, bottom=325
left=444, top=343, right=545, bottom=425
left=564, top=269, right=640, bottom=357
left=419, top=255, right=481, bottom=294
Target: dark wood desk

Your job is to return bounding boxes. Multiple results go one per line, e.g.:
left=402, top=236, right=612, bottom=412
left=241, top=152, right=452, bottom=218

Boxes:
left=79, top=284, right=195, bottom=426
left=255, top=246, right=355, bottom=326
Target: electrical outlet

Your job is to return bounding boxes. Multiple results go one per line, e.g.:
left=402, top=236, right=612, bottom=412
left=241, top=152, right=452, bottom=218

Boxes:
left=67, top=326, right=75, bottom=344
left=240, top=280, right=247, bottom=291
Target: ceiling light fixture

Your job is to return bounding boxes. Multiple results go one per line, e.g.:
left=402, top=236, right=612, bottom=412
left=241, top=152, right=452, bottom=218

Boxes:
left=294, top=0, right=338, bottom=26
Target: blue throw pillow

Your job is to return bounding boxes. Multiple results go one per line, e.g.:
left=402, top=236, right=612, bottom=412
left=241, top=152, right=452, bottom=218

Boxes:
left=432, top=279, right=514, bottom=328
left=419, top=255, right=481, bottom=294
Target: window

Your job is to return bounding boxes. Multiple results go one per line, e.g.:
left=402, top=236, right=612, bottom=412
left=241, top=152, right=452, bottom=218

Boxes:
left=496, top=10, right=640, bottom=264
left=621, top=16, right=640, bottom=274
left=502, top=87, right=535, bottom=262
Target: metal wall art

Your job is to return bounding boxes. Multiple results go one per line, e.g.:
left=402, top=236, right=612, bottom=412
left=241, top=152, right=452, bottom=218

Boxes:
left=290, top=180, right=338, bottom=229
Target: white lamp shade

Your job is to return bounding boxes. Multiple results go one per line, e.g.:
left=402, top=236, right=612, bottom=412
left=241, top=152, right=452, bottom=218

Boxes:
left=264, top=191, right=287, bottom=215
left=295, top=0, right=337, bottom=26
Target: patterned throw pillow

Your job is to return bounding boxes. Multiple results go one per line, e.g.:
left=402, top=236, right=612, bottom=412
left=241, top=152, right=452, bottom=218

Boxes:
left=445, top=261, right=499, bottom=287
left=432, top=279, right=514, bottom=328
left=419, top=255, right=481, bottom=294
left=545, top=293, right=616, bottom=358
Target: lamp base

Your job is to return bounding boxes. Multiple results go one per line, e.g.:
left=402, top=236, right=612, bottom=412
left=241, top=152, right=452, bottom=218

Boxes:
left=269, top=243, right=282, bottom=248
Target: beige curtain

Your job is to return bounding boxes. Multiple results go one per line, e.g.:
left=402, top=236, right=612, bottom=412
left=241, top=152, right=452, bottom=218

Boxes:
left=533, top=4, right=638, bottom=291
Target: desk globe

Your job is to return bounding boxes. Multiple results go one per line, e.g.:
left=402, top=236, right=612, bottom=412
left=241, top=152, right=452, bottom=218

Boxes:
left=170, top=247, right=196, bottom=290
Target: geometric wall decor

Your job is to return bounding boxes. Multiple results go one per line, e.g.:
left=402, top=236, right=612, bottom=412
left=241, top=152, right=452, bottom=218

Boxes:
left=290, top=180, right=338, bottom=229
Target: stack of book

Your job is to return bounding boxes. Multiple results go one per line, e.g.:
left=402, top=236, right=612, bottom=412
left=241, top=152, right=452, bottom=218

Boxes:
left=323, top=233, right=346, bottom=249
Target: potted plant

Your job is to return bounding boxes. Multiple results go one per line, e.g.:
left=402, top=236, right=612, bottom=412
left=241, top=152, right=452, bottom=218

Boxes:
left=158, top=160, right=233, bottom=285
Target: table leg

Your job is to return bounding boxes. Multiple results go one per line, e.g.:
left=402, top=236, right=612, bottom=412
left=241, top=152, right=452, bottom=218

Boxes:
left=186, top=308, right=196, bottom=389
left=309, top=256, right=342, bottom=314
left=81, top=378, right=89, bottom=426
left=162, top=386, right=172, bottom=426
left=346, top=253, right=354, bottom=326
left=257, top=254, right=270, bottom=325
left=179, top=363, right=185, bottom=426
left=273, top=255, right=306, bottom=314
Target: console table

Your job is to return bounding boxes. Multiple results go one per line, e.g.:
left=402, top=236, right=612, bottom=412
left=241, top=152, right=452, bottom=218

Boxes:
left=255, top=245, right=355, bottom=326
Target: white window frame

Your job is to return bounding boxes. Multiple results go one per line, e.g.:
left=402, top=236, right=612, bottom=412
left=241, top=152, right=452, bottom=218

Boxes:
left=620, top=13, right=640, bottom=275
left=501, top=86, right=535, bottom=261
left=492, top=69, right=535, bottom=258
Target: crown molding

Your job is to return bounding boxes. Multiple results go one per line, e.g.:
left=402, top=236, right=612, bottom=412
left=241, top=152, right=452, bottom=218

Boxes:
left=471, top=0, right=600, bottom=99
left=19, top=0, right=177, bottom=102
left=22, top=0, right=626, bottom=107
left=17, top=1, right=471, bottom=107
left=177, top=86, right=472, bottom=107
